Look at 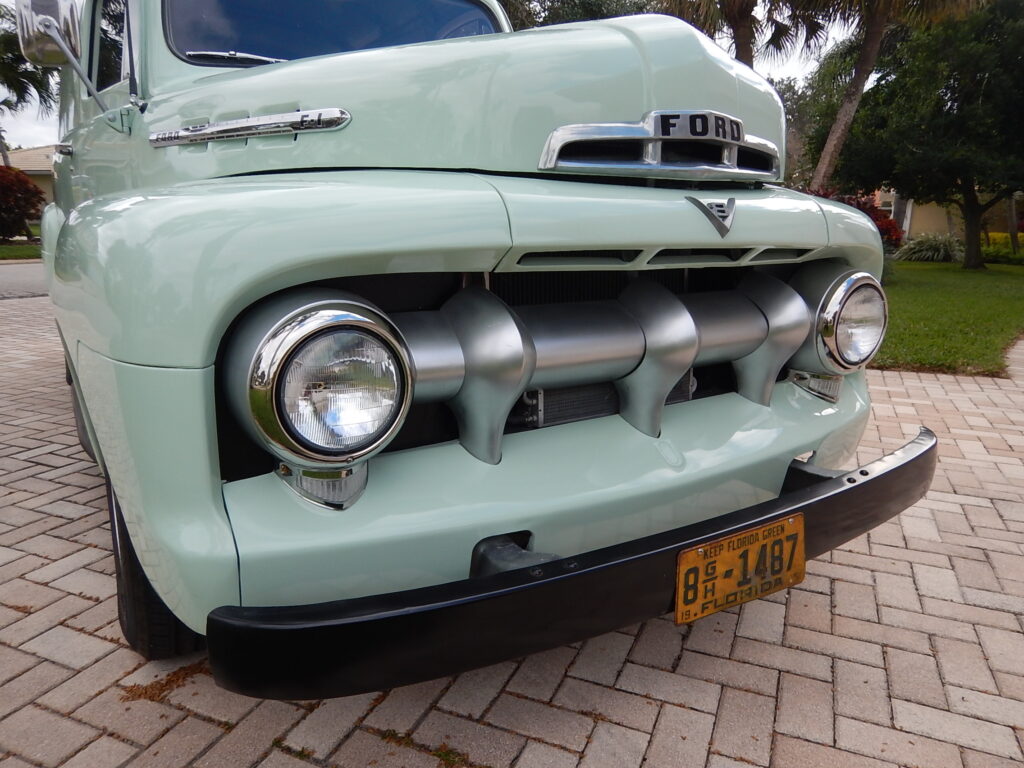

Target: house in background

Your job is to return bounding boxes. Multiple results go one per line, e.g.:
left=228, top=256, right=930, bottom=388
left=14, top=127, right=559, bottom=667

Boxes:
left=875, top=188, right=1018, bottom=240
left=3, top=145, right=55, bottom=207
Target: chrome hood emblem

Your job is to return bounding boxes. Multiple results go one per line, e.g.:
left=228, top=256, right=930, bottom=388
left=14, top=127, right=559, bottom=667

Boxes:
left=686, top=197, right=736, bottom=238
left=539, top=110, right=780, bottom=182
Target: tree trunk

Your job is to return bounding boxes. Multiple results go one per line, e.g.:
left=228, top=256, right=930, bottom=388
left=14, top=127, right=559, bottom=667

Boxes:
left=1009, top=195, right=1019, bottom=254
left=809, top=4, right=891, bottom=191
left=731, top=13, right=757, bottom=68
left=961, top=186, right=986, bottom=270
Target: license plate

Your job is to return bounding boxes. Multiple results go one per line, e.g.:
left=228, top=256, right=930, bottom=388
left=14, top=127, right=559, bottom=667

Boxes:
left=675, top=515, right=806, bottom=624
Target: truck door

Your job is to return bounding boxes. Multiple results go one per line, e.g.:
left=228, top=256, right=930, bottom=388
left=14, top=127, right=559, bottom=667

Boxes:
left=61, top=0, right=135, bottom=208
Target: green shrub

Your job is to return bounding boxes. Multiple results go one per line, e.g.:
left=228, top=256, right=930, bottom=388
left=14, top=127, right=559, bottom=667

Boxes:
left=983, top=242, right=1023, bottom=265
left=894, top=233, right=964, bottom=262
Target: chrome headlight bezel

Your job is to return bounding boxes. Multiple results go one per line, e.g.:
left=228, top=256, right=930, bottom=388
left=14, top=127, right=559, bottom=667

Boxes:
left=247, top=300, right=413, bottom=466
left=818, top=272, right=888, bottom=373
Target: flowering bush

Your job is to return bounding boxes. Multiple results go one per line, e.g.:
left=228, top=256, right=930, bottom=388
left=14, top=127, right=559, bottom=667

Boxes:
left=0, top=167, right=44, bottom=240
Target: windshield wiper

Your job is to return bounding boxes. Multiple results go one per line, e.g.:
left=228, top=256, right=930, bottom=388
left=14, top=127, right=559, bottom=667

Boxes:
left=185, top=50, right=287, bottom=65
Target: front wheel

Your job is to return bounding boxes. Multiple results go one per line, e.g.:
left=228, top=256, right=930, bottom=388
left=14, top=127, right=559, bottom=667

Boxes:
left=107, top=481, right=204, bottom=659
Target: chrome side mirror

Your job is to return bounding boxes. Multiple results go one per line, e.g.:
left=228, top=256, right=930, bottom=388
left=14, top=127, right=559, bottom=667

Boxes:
left=15, top=0, right=80, bottom=67
left=15, top=0, right=111, bottom=113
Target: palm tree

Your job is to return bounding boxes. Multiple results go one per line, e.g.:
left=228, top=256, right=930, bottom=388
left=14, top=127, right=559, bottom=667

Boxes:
left=0, top=5, right=58, bottom=165
left=808, top=0, right=985, bottom=190
left=665, top=0, right=831, bottom=68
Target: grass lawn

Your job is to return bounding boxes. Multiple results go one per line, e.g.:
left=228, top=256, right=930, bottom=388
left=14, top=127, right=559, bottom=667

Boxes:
left=0, top=244, right=41, bottom=260
left=873, top=262, right=1024, bottom=376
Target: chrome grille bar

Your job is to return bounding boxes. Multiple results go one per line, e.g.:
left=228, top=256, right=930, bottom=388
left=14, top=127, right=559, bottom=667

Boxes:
left=391, top=270, right=823, bottom=464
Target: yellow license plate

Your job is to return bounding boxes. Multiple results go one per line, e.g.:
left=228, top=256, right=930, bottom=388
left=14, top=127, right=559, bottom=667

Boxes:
left=675, top=514, right=806, bottom=624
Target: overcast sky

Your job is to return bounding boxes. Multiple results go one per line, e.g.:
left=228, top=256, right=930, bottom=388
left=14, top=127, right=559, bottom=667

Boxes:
left=1, top=11, right=843, bottom=150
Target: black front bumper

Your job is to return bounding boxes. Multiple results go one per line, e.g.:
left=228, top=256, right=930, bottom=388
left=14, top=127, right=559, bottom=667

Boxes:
left=208, top=427, right=936, bottom=700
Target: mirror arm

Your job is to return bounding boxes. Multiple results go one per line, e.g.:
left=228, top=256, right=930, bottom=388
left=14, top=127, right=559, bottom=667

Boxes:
left=124, top=0, right=144, bottom=110
left=37, top=16, right=109, bottom=113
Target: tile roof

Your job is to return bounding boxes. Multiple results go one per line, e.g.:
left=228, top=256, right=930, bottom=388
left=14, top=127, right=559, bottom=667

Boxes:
left=5, top=145, right=55, bottom=173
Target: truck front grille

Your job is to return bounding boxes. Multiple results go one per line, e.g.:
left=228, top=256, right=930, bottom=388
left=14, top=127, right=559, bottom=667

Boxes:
left=218, top=263, right=832, bottom=476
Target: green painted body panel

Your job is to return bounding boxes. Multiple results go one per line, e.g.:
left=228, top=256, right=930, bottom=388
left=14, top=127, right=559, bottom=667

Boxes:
left=75, top=345, right=238, bottom=631
left=225, top=375, right=869, bottom=608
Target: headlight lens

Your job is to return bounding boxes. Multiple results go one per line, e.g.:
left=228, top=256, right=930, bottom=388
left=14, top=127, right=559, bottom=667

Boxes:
left=817, top=272, right=888, bottom=372
left=835, top=285, right=887, bottom=365
left=279, top=330, right=403, bottom=453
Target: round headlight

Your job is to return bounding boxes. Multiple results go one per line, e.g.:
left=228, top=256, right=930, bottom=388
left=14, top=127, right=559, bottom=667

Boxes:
left=234, top=293, right=413, bottom=467
left=821, top=273, right=887, bottom=371
left=835, top=285, right=886, bottom=365
left=279, top=330, right=403, bottom=453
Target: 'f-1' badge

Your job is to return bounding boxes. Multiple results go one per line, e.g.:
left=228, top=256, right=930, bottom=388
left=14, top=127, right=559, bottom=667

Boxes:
left=686, top=197, right=736, bottom=238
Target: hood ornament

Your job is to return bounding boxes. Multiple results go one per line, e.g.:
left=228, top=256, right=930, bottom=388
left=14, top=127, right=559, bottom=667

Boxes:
left=686, top=197, right=735, bottom=238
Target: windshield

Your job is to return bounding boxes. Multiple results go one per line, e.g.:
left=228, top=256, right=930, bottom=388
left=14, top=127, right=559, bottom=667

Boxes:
left=164, top=0, right=499, bottom=65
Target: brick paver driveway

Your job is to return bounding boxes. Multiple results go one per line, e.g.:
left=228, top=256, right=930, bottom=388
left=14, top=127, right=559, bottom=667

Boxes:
left=2, top=295, right=1024, bottom=768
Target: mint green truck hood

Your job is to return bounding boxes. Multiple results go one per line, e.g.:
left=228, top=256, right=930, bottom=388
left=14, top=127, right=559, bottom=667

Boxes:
left=140, top=15, right=783, bottom=183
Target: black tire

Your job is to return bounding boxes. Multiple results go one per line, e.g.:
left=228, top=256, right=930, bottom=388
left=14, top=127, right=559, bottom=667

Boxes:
left=70, top=387, right=96, bottom=462
left=65, top=356, right=95, bottom=461
left=107, top=481, right=204, bottom=659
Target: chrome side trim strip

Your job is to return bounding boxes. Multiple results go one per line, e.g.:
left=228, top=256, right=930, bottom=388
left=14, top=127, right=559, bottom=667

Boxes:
left=149, top=107, right=351, bottom=147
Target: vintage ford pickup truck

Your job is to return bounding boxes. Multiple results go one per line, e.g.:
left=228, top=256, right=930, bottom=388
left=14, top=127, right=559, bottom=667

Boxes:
left=17, top=0, right=935, bottom=699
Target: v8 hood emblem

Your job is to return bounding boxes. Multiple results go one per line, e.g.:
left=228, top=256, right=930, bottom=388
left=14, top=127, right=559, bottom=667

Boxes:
left=686, top=197, right=736, bottom=238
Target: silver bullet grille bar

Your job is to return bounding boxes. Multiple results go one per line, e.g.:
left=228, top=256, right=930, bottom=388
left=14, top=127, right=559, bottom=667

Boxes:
left=392, top=271, right=814, bottom=464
